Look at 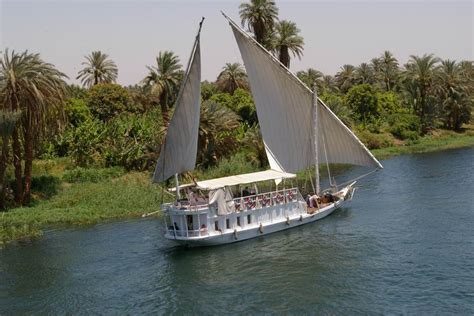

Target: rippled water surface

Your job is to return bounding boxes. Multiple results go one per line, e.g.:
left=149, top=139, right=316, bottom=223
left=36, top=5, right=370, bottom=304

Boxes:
left=1, top=147, right=474, bottom=314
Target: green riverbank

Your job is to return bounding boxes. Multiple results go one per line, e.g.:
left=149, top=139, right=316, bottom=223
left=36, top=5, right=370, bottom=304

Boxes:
left=1, top=128, right=474, bottom=247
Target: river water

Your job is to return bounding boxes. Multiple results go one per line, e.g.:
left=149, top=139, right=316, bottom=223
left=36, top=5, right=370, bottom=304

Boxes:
left=1, top=147, right=474, bottom=314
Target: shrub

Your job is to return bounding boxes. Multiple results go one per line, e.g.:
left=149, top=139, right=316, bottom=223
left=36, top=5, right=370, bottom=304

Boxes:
left=63, top=166, right=125, bottom=183
left=387, top=112, right=421, bottom=140
left=209, top=92, right=233, bottom=110
left=345, top=84, right=379, bottom=122
left=101, top=111, right=163, bottom=170
left=65, top=98, right=92, bottom=127
left=201, top=81, right=218, bottom=101
left=87, top=83, right=132, bottom=121
left=66, top=119, right=105, bottom=166
left=197, top=152, right=259, bottom=180
left=31, top=175, right=61, bottom=199
left=377, top=91, right=403, bottom=116
left=357, top=130, right=394, bottom=149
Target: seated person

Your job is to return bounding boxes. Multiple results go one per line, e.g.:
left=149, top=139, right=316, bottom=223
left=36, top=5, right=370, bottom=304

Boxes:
left=187, top=189, right=197, bottom=206
left=308, top=194, right=320, bottom=208
left=242, top=186, right=251, bottom=197
left=321, top=192, right=335, bottom=204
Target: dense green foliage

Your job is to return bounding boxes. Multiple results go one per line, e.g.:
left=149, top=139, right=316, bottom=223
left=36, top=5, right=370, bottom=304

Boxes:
left=345, top=84, right=379, bottom=122
left=87, top=83, right=134, bottom=121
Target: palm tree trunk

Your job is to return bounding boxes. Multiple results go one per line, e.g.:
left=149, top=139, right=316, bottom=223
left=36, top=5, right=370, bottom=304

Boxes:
left=22, top=111, right=34, bottom=205
left=0, top=136, right=10, bottom=210
left=160, top=92, right=169, bottom=126
left=11, top=127, right=23, bottom=205
left=279, top=46, right=290, bottom=68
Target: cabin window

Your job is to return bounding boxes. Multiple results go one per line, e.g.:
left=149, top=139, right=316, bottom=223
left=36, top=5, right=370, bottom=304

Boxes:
left=237, top=217, right=241, bottom=227
left=214, top=221, right=219, bottom=231
left=226, top=218, right=230, bottom=229
left=247, top=214, right=251, bottom=224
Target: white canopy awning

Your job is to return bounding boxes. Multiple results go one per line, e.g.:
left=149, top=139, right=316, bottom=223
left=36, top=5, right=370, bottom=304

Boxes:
left=168, top=169, right=296, bottom=191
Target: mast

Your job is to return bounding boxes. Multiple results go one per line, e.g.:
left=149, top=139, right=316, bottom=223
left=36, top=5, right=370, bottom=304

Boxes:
left=172, top=17, right=204, bottom=201
left=312, top=82, right=320, bottom=194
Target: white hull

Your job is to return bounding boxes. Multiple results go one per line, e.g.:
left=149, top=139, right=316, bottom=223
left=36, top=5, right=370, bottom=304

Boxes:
left=167, top=200, right=342, bottom=247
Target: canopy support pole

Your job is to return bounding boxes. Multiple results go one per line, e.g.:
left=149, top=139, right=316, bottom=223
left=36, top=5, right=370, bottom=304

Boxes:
left=175, top=173, right=181, bottom=200
left=312, top=83, right=320, bottom=195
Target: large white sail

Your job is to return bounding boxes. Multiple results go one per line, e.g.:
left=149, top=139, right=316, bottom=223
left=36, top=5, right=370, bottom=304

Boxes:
left=224, top=14, right=382, bottom=173
left=153, top=24, right=202, bottom=182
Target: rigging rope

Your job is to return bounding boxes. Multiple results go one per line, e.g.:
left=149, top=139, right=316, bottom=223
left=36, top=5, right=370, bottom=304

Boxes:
left=338, top=169, right=380, bottom=188
left=321, top=125, right=333, bottom=187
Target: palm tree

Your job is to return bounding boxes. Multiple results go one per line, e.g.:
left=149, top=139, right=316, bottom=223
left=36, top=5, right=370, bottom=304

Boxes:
left=0, top=110, right=21, bottom=209
left=241, top=124, right=267, bottom=167
left=143, top=51, right=183, bottom=125
left=321, top=75, right=338, bottom=93
left=272, top=20, right=304, bottom=68
left=197, top=101, right=240, bottom=167
left=403, top=54, right=440, bottom=131
left=436, top=60, right=472, bottom=130
left=459, top=60, right=474, bottom=92
left=324, top=95, right=353, bottom=127
left=355, top=63, right=375, bottom=85
left=76, top=51, right=118, bottom=87
left=0, top=49, right=68, bottom=205
left=296, top=68, right=323, bottom=90
left=239, top=0, right=279, bottom=48
left=374, top=51, right=399, bottom=91
left=335, top=64, right=356, bottom=93
left=216, top=63, right=248, bottom=94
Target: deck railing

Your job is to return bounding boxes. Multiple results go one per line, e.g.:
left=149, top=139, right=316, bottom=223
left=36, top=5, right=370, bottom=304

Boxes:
left=233, top=187, right=300, bottom=212
left=166, top=228, right=209, bottom=238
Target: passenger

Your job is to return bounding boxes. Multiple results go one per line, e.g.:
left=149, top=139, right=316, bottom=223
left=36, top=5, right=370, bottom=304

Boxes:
left=200, top=224, right=207, bottom=233
left=309, top=194, right=320, bottom=208
left=188, top=189, right=197, bottom=206
left=242, top=186, right=250, bottom=197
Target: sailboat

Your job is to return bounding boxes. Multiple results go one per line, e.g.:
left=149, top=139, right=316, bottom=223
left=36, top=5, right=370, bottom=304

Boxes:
left=155, top=15, right=382, bottom=247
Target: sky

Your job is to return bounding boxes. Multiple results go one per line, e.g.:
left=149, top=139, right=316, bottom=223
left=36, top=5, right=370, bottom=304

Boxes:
left=1, top=0, right=473, bottom=86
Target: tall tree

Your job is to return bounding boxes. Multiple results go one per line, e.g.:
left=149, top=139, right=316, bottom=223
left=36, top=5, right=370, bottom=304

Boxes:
left=403, top=54, right=440, bottom=131
left=216, top=63, right=248, bottom=94
left=239, top=0, right=279, bottom=48
left=436, top=60, right=472, bottom=130
left=0, top=49, right=68, bottom=205
left=296, top=68, right=323, bottom=90
left=321, top=75, right=338, bottom=93
left=355, top=63, right=375, bottom=85
left=197, top=101, right=240, bottom=167
left=335, top=64, right=356, bottom=93
left=374, top=51, right=399, bottom=91
left=0, top=110, right=20, bottom=209
left=143, top=51, right=183, bottom=125
left=272, top=20, right=304, bottom=68
left=76, top=51, right=118, bottom=87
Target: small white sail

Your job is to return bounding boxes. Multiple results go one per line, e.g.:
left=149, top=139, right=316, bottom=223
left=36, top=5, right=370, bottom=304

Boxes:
left=224, top=13, right=382, bottom=173
left=153, top=26, right=202, bottom=182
